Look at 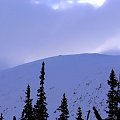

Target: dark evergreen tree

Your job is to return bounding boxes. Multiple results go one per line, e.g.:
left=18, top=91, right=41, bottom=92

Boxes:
left=0, top=113, right=3, bottom=120
left=34, top=62, right=49, bottom=120
left=57, top=93, right=69, bottom=120
left=117, top=75, right=120, bottom=103
left=76, top=107, right=83, bottom=120
left=21, top=84, right=34, bottom=120
left=106, top=69, right=118, bottom=120
left=13, top=116, right=16, bottom=120
left=21, top=110, right=25, bottom=120
left=116, top=75, right=120, bottom=119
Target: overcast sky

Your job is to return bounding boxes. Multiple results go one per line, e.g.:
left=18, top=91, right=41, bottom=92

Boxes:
left=0, top=0, right=120, bottom=69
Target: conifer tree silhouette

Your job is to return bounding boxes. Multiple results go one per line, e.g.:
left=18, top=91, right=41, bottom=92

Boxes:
left=34, top=62, right=49, bottom=120
left=21, top=84, right=34, bottom=120
left=106, top=69, right=118, bottom=120
left=0, top=113, right=3, bottom=120
left=13, top=116, right=16, bottom=120
left=116, top=74, right=120, bottom=119
left=76, top=107, right=83, bottom=120
left=57, top=93, right=69, bottom=120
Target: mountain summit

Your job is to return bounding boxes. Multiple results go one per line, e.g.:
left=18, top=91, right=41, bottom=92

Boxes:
left=0, top=53, right=120, bottom=119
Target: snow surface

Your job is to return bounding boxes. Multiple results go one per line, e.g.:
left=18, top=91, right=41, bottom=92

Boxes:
left=0, top=53, right=120, bottom=120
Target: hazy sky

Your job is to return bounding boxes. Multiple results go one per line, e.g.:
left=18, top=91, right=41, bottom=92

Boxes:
left=0, top=0, right=120, bottom=69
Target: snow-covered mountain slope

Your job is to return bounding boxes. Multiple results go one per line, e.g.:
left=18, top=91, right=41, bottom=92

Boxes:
left=0, top=53, right=120, bottom=120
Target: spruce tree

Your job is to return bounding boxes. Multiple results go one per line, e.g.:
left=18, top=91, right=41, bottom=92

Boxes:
left=106, top=69, right=118, bottom=120
left=116, top=75, right=120, bottom=119
left=57, top=93, right=69, bottom=120
left=13, top=116, right=16, bottom=120
left=34, top=62, right=49, bottom=120
left=76, top=107, right=83, bottom=120
left=21, top=84, right=34, bottom=120
left=21, top=110, right=25, bottom=120
left=0, top=113, right=3, bottom=120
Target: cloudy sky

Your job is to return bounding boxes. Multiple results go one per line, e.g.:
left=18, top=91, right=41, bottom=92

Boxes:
left=0, top=0, right=120, bottom=69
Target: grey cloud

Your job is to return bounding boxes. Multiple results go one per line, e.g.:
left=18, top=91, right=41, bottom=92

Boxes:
left=0, top=0, right=120, bottom=68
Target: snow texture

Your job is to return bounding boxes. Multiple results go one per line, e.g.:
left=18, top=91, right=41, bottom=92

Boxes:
left=0, top=53, right=120, bottom=120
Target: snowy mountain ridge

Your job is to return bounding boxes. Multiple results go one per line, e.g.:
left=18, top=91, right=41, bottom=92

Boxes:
left=0, top=53, right=120, bottom=120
